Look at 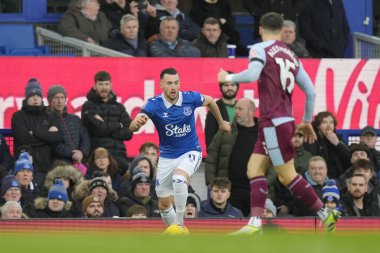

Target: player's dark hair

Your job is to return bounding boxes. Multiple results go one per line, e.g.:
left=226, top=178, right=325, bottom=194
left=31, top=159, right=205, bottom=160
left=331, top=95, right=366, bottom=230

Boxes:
left=160, top=68, right=178, bottom=79
left=94, top=71, right=111, bottom=82
left=260, top=12, right=284, bottom=31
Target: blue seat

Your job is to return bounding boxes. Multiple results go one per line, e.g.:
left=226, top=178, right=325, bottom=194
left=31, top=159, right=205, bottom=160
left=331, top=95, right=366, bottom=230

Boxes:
left=0, top=24, right=49, bottom=55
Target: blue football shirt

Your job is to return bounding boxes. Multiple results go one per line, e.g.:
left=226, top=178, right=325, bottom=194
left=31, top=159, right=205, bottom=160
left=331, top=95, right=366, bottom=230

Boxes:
left=141, top=91, right=205, bottom=159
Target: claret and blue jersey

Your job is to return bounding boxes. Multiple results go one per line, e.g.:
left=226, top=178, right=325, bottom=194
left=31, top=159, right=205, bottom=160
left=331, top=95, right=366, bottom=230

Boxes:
left=141, top=91, right=205, bottom=159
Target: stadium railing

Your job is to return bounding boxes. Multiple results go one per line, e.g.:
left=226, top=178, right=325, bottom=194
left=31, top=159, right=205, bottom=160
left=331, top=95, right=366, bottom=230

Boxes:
left=35, top=26, right=131, bottom=57
left=353, top=32, right=380, bottom=59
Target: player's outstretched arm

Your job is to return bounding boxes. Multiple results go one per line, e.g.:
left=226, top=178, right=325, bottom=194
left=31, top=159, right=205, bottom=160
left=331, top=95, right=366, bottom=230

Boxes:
left=203, top=95, right=231, bottom=134
left=129, top=114, right=148, bottom=132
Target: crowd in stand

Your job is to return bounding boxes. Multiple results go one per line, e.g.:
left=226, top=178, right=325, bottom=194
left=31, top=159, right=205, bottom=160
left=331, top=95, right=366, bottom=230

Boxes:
left=54, top=0, right=349, bottom=58
left=0, top=68, right=379, bottom=220
left=1, top=0, right=378, bottom=220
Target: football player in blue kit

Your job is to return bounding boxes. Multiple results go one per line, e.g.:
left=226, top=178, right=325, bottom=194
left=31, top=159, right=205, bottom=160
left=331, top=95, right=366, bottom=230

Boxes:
left=129, top=68, right=231, bottom=234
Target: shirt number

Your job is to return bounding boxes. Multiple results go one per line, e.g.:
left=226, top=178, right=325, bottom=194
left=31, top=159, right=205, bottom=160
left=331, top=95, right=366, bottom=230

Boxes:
left=275, top=58, right=295, bottom=94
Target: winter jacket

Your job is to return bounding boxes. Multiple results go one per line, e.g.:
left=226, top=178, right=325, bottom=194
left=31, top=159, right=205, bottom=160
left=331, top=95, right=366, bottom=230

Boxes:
left=47, top=107, right=90, bottom=164
left=199, top=199, right=244, bottom=218
left=117, top=193, right=160, bottom=217
left=191, top=32, right=229, bottom=58
left=102, top=30, right=147, bottom=56
left=148, top=36, right=201, bottom=57
left=341, top=191, right=380, bottom=217
left=58, top=9, right=112, bottom=44
left=0, top=134, right=13, bottom=170
left=30, top=197, right=73, bottom=218
left=146, top=4, right=200, bottom=41
left=81, top=88, right=133, bottom=173
left=299, top=0, right=350, bottom=58
left=11, top=100, right=61, bottom=173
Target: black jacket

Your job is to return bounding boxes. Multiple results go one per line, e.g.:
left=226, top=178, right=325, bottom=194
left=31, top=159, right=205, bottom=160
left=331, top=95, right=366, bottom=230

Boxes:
left=81, top=89, right=133, bottom=172
left=299, top=0, right=350, bottom=58
left=0, top=134, right=13, bottom=171
left=117, top=193, right=160, bottom=218
left=11, top=100, right=61, bottom=173
left=191, top=32, right=229, bottom=58
left=102, top=30, right=147, bottom=56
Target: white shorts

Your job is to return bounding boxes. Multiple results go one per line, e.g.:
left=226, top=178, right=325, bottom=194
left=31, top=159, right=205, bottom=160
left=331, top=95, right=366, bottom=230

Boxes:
left=155, top=150, right=202, bottom=198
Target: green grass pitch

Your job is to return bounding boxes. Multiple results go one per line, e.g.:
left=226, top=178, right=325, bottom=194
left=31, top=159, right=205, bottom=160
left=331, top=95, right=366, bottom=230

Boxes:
left=0, top=231, right=378, bottom=253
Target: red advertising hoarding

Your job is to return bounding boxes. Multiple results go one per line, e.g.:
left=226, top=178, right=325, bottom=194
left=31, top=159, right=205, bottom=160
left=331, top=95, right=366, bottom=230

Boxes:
left=0, top=57, right=379, bottom=157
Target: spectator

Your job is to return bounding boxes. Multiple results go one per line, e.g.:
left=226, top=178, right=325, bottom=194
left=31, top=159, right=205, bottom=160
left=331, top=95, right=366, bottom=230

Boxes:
left=102, top=14, right=148, bottom=56
left=281, top=20, right=310, bottom=58
left=86, top=147, right=121, bottom=192
left=139, top=141, right=159, bottom=169
left=341, top=174, right=380, bottom=216
left=199, top=177, right=244, bottom=218
left=43, top=162, right=84, bottom=203
left=292, top=127, right=313, bottom=175
left=13, top=153, right=42, bottom=214
left=117, top=171, right=160, bottom=217
left=205, top=98, right=258, bottom=216
left=322, top=179, right=341, bottom=211
left=242, top=0, right=302, bottom=42
left=360, top=126, right=380, bottom=172
left=262, top=198, right=277, bottom=218
left=1, top=175, right=21, bottom=204
left=189, top=0, right=247, bottom=56
left=299, top=0, right=350, bottom=58
left=1, top=201, right=23, bottom=219
left=191, top=17, right=229, bottom=58
left=184, top=193, right=200, bottom=219
left=74, top=177, right=120, bottom=217
left=58, top=0, right=113, bottom=44
left=101, top=0, right=156, bottom=33
left=47, top=85, right=91, bottom=169
left=82, top=194, right=105, bottom=217
left=11, top=79, right=61, bottom=185
left=148, top=16, right=201, bottom=57
left=31, top=179, right=73, bottom=218
left=81, top=71, right=133, bottom=175
left=126, top=204, right=148, bottom=218
left=146, top=0, right=200, bottom=41
left=304, top=111, right=350, bottom=178
left=205, top=71, right=239, bottom=149
left=0, top=133, right=13, bottom=172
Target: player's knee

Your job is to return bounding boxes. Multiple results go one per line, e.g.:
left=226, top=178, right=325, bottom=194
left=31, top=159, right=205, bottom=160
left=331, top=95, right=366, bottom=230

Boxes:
left=172, top=175, right=187, bottom=193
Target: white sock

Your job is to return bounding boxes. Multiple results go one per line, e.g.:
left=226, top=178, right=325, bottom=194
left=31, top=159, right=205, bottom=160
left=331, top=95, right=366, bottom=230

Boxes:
left=247, top=216, right=262, bottom=228
left=160, top=206, right=175, bottom=226
left=172, top=174, right=188, bottom=226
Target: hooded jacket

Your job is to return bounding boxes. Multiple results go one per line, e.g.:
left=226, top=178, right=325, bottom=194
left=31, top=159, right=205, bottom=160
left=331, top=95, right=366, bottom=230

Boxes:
left=30, top=197, right=73, bottom=218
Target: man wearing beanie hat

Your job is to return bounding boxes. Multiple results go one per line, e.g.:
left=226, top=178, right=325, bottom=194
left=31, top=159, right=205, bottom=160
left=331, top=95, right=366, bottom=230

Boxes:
left=31, top=179, right=73, bottom=218
left=87, top=177, right=120, bottom=217
left=12, top=78, right=61, bottom=187
left=82, top=195, right=104, bottom=218
left=263, top=198, right=277, bottom=218
left=205, top=70, right=239, bottom=149
left=1, top=175, right=21, bottom=203
left=47, top=84, right=90, bottom=165
left=117, top=172, right=160, bottom=218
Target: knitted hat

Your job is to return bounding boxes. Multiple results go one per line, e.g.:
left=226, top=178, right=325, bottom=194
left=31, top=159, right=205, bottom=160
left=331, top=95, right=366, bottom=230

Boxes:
left=322, top=179, right=340, bottom=205
left=131, top=172, right=151, bottom=192
left=18, top=151, right=31, bottom=161
left=89, top=177, right=109, bottom=193
left=2, top=175, right=21, bottom=196
left=25, top=78, right=43, bottom=99
left=82, top=195, right=104, bottom=214
left=14, top=157, right=34, bottom=175
left=47, top=85, right=67, bottom=102
left=48, top=179, right=68, bottom=203
left=264, top=198, right=277, bottom=217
